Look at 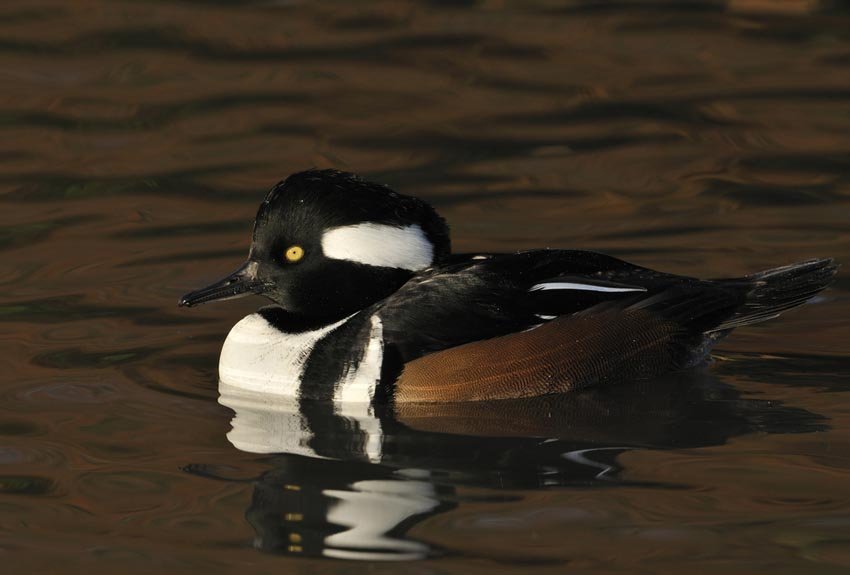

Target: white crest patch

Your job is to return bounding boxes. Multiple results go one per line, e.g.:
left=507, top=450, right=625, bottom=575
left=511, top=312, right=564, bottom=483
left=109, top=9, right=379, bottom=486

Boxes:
left=218, top=313, right=349, bottom=396
left=529, top=282, right=647, bottom=293
left=321, top=223, right=433, bottom=271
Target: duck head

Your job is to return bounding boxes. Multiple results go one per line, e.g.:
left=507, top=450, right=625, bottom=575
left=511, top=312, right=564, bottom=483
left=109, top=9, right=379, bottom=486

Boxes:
left=179, top=170, right=451, bottom=325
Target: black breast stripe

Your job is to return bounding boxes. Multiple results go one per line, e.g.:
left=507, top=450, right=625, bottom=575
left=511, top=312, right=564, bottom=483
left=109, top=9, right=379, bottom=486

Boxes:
left=299, top=312, right=376, bottom=402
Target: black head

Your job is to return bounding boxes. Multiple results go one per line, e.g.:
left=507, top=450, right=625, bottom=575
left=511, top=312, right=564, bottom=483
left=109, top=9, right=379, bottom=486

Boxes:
left=179, top=170, right=451, bottom=326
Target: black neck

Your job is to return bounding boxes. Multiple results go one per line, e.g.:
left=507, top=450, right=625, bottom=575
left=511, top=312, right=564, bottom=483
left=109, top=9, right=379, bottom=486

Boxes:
left=257, top=306, right=348, bottom=333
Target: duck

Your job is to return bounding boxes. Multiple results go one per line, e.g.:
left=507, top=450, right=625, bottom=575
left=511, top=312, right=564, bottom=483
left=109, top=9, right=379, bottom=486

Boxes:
left=179, top=169, right=838, bottom=405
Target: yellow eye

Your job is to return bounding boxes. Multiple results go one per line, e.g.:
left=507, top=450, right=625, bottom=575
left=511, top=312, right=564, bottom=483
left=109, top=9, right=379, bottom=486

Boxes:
left=284, top=245, right=304, bottom=263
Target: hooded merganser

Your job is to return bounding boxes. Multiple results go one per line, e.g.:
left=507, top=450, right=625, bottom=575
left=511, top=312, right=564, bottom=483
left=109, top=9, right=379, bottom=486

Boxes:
left=180, top=169, right=838, bottom=404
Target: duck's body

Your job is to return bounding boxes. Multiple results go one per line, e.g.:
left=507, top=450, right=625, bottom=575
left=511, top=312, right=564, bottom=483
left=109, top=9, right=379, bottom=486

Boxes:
left=181, top=170, right=837, bottom=405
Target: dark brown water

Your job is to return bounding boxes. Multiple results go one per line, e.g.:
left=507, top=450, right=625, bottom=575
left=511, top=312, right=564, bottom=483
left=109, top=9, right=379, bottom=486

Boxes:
left=2, top=0, right=850, bottom=572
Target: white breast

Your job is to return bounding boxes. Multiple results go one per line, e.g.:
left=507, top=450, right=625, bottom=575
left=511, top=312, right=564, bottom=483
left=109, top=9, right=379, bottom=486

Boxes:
left=218, top=313, right=349, bottom=396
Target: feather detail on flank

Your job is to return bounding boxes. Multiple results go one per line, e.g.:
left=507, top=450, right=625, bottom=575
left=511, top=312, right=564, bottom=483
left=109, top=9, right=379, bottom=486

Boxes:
left=529, top=282, right=647, bottom=293
left=535, top=314, right=558, bottom=320
left=322, top=223, right=434, bottom=271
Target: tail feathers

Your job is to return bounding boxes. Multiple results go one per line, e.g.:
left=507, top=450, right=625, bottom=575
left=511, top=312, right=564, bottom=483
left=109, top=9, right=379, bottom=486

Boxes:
left=712, top=258, right=838, bottom=332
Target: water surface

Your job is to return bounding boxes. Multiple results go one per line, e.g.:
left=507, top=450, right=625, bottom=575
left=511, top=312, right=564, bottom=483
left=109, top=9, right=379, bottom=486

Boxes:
left=1, top=1, right=850, bottom=573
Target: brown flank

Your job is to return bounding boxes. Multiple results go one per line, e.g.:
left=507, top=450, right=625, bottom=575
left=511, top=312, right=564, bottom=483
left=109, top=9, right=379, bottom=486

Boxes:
left=394, top=307, right=682, bottom=403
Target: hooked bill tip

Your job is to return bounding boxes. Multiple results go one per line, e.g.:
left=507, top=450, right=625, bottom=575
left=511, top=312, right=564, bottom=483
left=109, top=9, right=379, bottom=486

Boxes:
left=178, top=290, right=204, bottom=308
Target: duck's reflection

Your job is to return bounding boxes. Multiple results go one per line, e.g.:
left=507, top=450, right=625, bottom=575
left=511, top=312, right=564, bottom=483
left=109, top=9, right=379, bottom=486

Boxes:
left=246, top=456, right=448, bottom=560
left=217, top=370, right=825, bottom=560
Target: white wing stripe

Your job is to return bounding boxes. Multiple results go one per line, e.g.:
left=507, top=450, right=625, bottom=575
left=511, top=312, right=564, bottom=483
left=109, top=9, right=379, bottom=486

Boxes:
left=529, top=282, right=646, bottom=293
